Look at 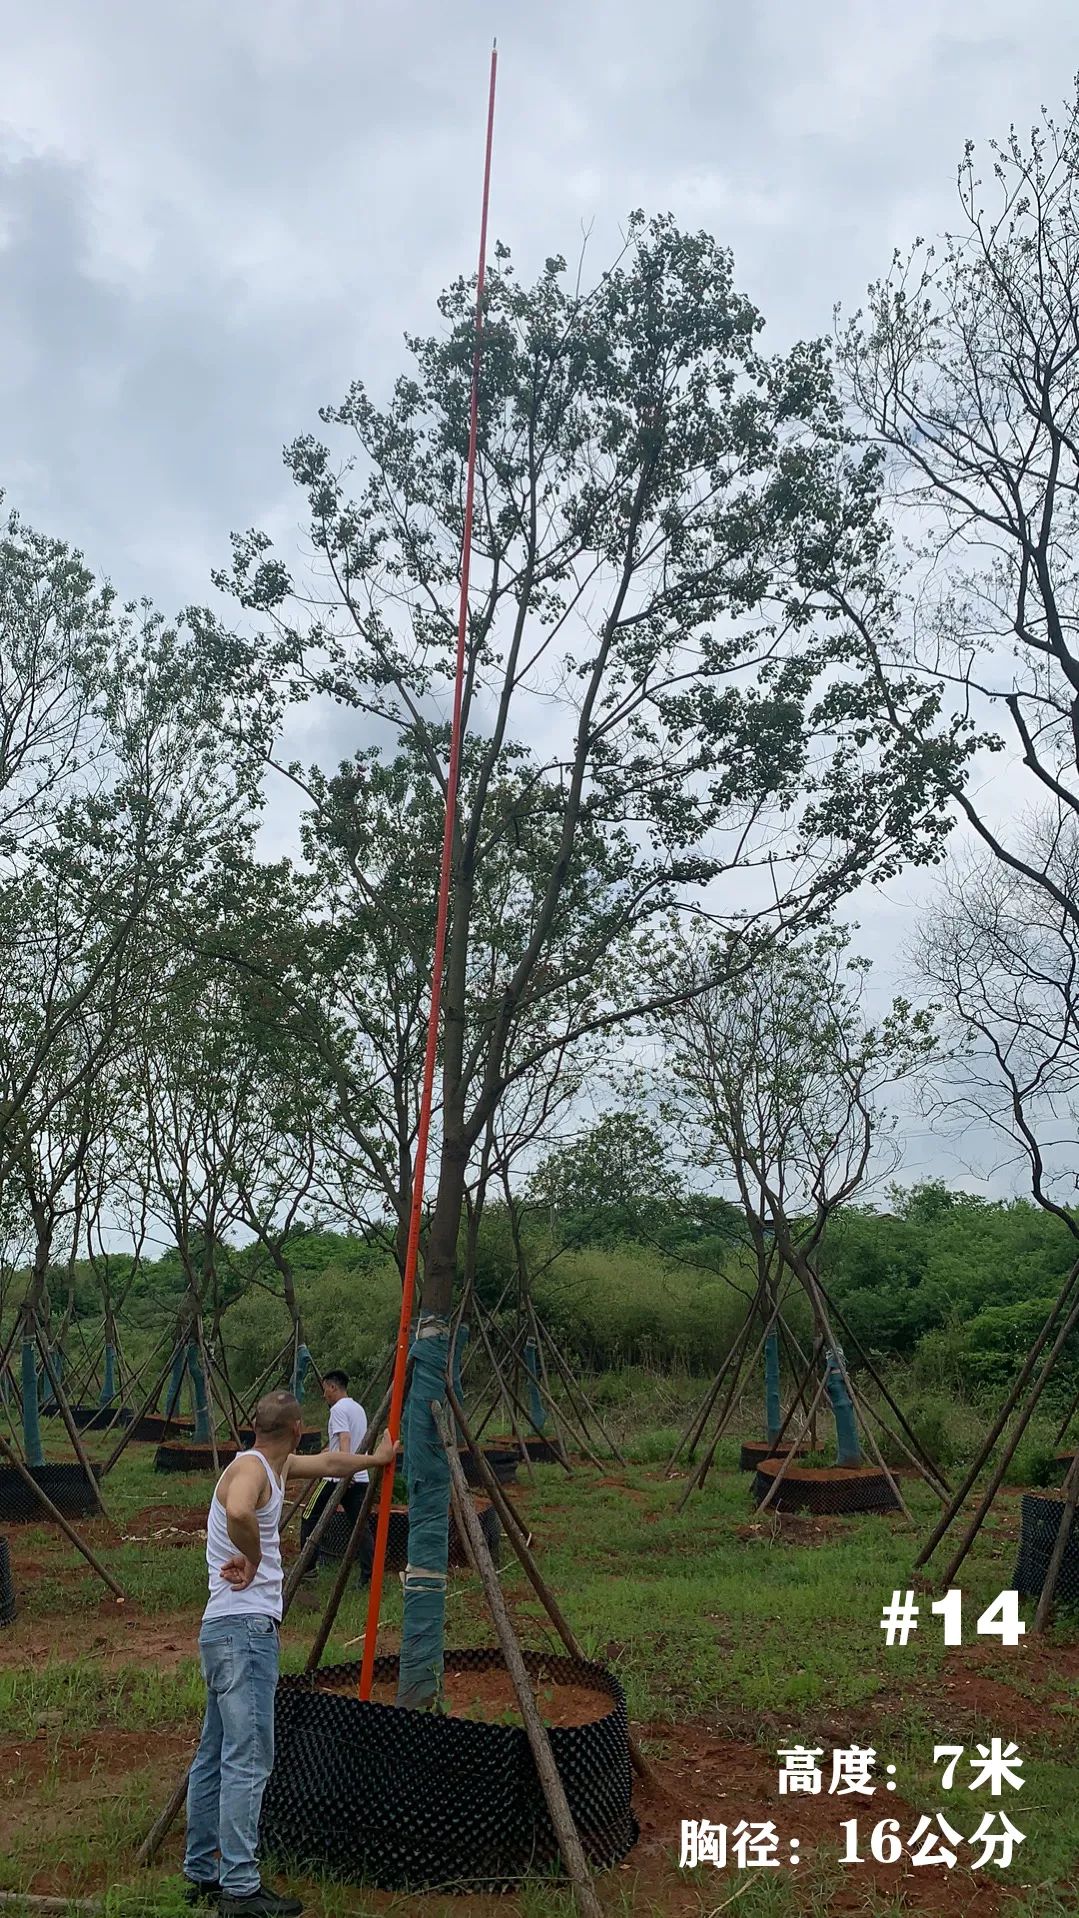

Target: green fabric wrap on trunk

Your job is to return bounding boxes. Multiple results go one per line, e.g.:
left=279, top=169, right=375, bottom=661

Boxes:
left=22, top=1338, right=45, bottom=1469
left=396, top=1320, right=450, bottom=1710
left=99, top=1344, right=117, bottom=1409
left=291, top=1343, right=311, bottom=1400
left=187, top=1342, right=211, bottom=1443
left=825, top=1346, right=861, bottom=1467
left=165, top=1344, right=187, bottom=1419
left=764, top=1329, right=781, bottom=1445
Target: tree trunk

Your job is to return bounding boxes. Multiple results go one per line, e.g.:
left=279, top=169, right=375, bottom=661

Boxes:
left=21, top=1332, right=45, bottom=1468
left=396, top=1137, right=467, bottom=1710
left=99, top=1307, right=119, bottom=1410
left=164, top=1335, right=187, bottom=1419
left=187, top=1340, right=211, bottom=1443
left=523, top=1336, right=546, bottom=1433
left=24, top=1229, right=51, bottom=1459
left=824, top=1345, right=861, bottom=1467
left=764, top=1328, right=782, bottom=1447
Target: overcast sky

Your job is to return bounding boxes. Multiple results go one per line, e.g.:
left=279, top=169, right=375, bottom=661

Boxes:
left=2, top=0, right=1076, bottom=1199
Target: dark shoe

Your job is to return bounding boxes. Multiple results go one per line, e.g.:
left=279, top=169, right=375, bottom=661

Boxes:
left=219, top=1888, right=303, bottom=1918
left=182, top=1880, right=220, bottom=1905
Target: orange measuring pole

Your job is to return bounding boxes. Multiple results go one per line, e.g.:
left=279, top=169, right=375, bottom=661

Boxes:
left=358, top=41, right=498, bottom=1702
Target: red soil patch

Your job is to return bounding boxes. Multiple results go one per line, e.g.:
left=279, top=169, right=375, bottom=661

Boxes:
left=756, top=1458, right=893, bottom=1484
left=0, top=1603, right=202, bottom=1671
left=593, top=1476, right=649, bottom=1505
left=0, top=1729, right=196, bottom=1896
left=315, top=1660, right=611, bottom=1728
left=630, top=1719, right=1003, bottom=1915
left=735, top=1511, right=841, bottom=1545
left=122, top=1504, right=207, bottom=1541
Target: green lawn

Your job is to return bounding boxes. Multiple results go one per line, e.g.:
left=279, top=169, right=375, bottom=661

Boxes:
left=0, top=1423, right=1076, bottom=1915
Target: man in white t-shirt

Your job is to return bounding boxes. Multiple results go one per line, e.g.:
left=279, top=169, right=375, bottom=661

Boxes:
left=299, top=1370, right=376, bottom=1580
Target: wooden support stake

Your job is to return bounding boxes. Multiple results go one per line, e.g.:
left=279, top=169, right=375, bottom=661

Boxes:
left=305, top=1474, right=381, bottom=1672
left=915, top=1263, right=1079, bottom=1570
left=103, top=1339, right=184, bottom=1477
left=32, top=1318, right=110, bottom=1521
left=434, top=1401, right=603, bottom=1918
left=1034, top=1449, right=1079, bottom=1633
left=752, top=1373, right=831, bottom=1520
left=447, top=1383, right=652, bottom=1784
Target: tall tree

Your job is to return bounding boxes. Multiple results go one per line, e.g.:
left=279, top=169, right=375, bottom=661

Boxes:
left=216, top=217, right=953, bottom=1706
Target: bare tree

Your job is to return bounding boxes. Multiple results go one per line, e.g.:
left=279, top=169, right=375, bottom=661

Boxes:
left=657, top=927, right=937, bottom=1489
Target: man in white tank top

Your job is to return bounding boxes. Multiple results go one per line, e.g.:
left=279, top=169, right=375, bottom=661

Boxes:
left=183, top=1389, right=396, bottom=1916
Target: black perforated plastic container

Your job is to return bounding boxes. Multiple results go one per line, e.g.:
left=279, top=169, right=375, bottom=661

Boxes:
left=318, top=1499, right=501, bottom=1571
left=459, top=1446, right=520, bottom=1488
left=237, top=1428, right=322, bottom=1455
left=1014, top=1493, right=1079, bottom=1605
left=154, top=1428, right=323, bottom=1473
left=63, top=1403, right=133, bottom=1433
left=0, top=1463, right=102, bottom=1523
left=752, top=1459, right=900, bottom=1514
left=0, top=1537, right=15, bottom=1626
left=260, top=1648, right=637, bottom=1891
left=520, top=1436, right=562, bottom=1465
left=127, top=1413, right=194, bottom=1444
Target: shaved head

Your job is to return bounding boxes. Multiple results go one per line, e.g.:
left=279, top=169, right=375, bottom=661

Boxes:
left=254, top=1390, right=302, bottom=1438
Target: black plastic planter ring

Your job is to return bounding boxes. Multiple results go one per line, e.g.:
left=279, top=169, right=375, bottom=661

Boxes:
left=260, top=1647, right=638, bottom=1892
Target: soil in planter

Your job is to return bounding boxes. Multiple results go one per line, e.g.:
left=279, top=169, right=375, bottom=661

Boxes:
left=739, top=1439, right=807, bottom=1472
left=312, top=1660, right=604, bottom=1727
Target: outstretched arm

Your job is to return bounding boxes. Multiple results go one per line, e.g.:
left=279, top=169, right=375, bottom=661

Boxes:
left=285, top=1430, right=399, bottom=1483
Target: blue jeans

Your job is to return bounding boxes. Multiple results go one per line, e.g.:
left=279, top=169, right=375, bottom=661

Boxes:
left=184, top=1614, right=279, bottom=1896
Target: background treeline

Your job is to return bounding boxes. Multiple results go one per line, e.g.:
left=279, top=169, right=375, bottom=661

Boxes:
left=13, top=1180, right=1077, bottom=1412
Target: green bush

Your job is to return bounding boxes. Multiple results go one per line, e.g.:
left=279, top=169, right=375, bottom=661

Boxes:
left=1006, top=1443, right=1060, bottom=1488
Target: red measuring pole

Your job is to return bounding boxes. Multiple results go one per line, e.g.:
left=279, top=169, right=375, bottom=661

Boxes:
left=358, top=41, right=498, bottom=1702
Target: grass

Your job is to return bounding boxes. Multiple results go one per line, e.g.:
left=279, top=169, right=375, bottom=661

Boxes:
left=0, top=1412, right=1076, bottom=1914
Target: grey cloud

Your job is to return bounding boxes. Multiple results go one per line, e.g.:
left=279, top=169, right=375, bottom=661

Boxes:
left=1, top=0, right=1074, bottom=1193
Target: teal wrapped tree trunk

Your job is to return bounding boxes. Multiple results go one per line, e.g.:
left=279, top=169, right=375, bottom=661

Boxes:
left=99, top=1344, right=117, bottom=1410
left=165, top=1344, right=187, bottom=1419
left=187, top=1343, right=211, bottom=1443
left=291, top=1342, right=311, bottom=1401
left=396, top=1320, right=450, bottom=1710
left=39, top=1346, right=59, bottom=1410
left=22, top=1337, right=45, bottom=1469
left=523, top=1337, right=546, bottom=1432
left=825, top=1347, right=861, bottom=1467
left=764, top=1330, right=781, bottom=1446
